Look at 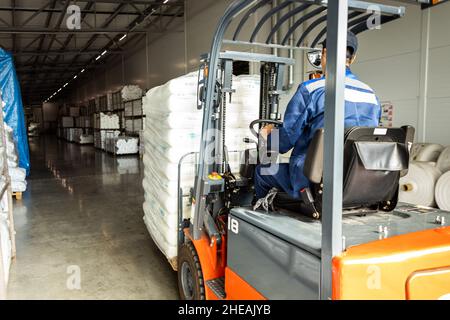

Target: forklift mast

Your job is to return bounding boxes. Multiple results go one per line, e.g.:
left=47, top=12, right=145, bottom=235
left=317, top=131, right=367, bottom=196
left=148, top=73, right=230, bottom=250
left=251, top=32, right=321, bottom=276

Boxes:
left=191, top=0, right=405, bottom=300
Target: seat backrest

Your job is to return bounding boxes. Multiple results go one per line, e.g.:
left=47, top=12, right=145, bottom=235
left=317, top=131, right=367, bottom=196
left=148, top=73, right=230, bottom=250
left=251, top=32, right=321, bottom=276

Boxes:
left=304, top=126, right=414, bottom=210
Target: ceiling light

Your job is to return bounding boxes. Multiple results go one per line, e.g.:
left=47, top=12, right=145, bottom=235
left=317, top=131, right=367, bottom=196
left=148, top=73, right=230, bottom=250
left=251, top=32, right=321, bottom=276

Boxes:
left=163, top=0, right=169, bottom=3
left=74, top=75, right=78, bottom=79
left=81, top=69, right=85, bottom=73
left=101, top=50, right=107, bottom=56
left=119, top=34, right=127, bottom=41
left=95, top=55, right=101, bottom=61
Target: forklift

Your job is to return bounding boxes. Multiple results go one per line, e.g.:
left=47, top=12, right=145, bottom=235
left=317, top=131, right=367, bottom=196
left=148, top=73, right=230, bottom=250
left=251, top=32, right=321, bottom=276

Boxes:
left=176, top=0, right=450, bottom=300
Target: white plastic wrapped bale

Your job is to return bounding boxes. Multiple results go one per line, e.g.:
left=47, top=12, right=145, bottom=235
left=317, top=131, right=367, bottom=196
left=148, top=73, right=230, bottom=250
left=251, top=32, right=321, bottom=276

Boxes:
left=122, top=85, right=143, bottom=102
left=142, top=72, right=260, bottom=266
left=0, top=211, right=12, bottom=285
left=435, top=171, right=450, bottom=211
left=3, top=125, right=27, bottom=192
left=106, top=136, right=139, bottom=155
left=410, top=143, right=444, bottom=162
left=399, top=162, right=442, bottom=207
left=99, top=113, right=120, bottom=129
left=79, top=134, right=94, bottom=145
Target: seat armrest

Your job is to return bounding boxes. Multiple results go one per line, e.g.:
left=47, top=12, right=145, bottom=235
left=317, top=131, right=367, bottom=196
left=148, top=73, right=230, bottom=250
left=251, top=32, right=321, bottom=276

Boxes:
left=303, top=129, right=324, bottom=184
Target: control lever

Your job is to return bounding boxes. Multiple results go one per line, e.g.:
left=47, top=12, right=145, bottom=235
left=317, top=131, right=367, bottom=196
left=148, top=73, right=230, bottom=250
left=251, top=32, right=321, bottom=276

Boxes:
left=243, top=137, right=257, bottom=145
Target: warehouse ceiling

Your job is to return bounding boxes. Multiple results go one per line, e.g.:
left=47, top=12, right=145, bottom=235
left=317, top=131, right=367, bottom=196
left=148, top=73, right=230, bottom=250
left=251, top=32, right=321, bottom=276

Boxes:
left=0, top=0, right=184, bottom=106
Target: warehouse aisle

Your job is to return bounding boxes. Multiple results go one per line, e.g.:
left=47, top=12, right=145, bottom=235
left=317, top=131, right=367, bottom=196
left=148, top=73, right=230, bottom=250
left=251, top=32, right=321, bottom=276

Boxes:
left=6, top=136, right=178, bottom=300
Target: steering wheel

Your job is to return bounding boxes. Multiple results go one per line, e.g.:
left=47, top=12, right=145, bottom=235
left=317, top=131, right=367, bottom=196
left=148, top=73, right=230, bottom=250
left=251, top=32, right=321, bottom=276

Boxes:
left=249, top=119, right=283, bottom=139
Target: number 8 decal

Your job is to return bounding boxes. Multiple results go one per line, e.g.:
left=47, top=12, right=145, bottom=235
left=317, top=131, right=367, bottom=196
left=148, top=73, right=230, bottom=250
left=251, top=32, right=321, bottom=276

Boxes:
left=228, top=217, right=239, bottom=234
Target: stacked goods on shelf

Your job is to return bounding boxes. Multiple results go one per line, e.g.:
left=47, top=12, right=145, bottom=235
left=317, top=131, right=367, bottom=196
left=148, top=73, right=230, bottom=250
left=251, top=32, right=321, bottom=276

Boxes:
left=94, top=130, right=120, bottom=150
left=107, top=93, right=113, bottom=111
left=399, top=143, right=450, bottom=211
left=69, top=107, right=80, bottom=117
left=95, top=113, right=120, bottom=129
left=61, top=117, right=74, bottom=128
left=125, top=118, right=143, bottom=134
left=79, top=134, right=94, bottom=145
left=105, top=136, right=139, bottom=155
left=74, top=116, right=91, bottom=128
left=139, top=130, right=144, bottom=157
left=141, top=72, right=259, bottom=266
left=111, top=91, right=122, bottom=111
left=122, top=85, right=143, bottom=102
left=27, top=122, right=40, bottom=137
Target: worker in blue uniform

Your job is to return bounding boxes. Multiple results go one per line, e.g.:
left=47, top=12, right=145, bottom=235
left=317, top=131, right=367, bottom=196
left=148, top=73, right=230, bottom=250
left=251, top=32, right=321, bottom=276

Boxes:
left=254, top=31, right=381, bottom=200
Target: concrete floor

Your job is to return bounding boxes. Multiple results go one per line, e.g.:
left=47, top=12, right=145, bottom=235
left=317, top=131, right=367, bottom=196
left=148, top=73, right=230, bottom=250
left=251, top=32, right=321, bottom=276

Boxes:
left=7, top=136, right=178, bottom=299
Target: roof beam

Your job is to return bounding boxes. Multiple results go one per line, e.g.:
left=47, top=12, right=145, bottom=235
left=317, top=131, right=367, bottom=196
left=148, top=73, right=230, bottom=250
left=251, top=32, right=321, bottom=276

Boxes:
left=0, top=27, right=147, bottom=34
left=14, top=50, right=122, bottom=57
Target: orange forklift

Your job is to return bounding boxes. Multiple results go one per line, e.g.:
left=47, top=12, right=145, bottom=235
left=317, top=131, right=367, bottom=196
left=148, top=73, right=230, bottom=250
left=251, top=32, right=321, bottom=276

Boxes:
left=176, top=0, right=450, bottom=300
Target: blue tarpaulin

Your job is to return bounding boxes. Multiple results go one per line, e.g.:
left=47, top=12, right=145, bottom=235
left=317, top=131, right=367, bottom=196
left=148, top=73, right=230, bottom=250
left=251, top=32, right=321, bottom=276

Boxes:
left=0, top=47, right=30, bottom=175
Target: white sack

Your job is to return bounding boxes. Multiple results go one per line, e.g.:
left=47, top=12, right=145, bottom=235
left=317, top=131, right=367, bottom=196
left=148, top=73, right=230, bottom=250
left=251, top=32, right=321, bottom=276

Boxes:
left=410, top=143, right=444, bottom=162
left=436, top=146, right=450, bottom=174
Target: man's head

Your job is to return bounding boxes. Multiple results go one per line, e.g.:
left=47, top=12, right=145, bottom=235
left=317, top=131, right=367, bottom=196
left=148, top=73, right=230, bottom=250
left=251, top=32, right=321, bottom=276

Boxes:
left=321, top=31, right=358, bottom=73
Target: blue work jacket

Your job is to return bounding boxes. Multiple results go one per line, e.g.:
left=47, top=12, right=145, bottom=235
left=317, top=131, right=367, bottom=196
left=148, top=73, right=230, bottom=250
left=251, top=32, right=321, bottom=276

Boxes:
left=268, top=68, right=381, bottom=198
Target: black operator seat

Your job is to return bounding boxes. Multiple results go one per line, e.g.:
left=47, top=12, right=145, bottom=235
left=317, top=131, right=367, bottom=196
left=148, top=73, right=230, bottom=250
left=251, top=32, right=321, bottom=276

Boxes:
left=273, top=126, right=415, bottom=219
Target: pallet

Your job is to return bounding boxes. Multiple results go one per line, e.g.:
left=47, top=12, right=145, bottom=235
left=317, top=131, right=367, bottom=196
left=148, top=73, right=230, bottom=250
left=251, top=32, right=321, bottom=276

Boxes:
left=12, top=192, right=22, bottom=200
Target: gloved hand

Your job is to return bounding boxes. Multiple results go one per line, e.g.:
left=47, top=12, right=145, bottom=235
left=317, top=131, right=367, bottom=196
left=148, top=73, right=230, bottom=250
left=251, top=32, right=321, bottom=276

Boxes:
left=260, top=124, right=275, bottom=140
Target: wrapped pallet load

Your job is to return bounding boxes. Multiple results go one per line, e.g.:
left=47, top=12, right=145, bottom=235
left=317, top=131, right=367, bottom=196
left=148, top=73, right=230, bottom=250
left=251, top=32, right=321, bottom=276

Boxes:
left=142, top=72, right=259, bottom=268
left=122, top=85, right=143, bottom=102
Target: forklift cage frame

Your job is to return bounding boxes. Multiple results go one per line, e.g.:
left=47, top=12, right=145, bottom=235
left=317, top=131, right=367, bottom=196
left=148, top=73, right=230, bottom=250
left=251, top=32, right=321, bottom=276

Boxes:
left=192, top=0, right=405, bottom=300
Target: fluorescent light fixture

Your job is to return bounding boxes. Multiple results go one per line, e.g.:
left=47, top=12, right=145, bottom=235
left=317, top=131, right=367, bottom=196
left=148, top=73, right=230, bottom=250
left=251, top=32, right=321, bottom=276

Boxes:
left=101, top=50, right=107, bottom=56
left=119, top=34, right=127, bottom=41
left=163, top=0, right=169, bottom=3
left=63, top=83, right=68, bottom=87
left=81, top=68, right=85, bottom=73
left=95, top=55, right=101, bottom=61
left=74, top=75, right=78, bottom=79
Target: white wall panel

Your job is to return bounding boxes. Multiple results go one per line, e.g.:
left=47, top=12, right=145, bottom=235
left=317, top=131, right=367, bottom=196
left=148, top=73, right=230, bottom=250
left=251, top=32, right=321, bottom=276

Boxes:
left=425, top=97, right=450, bottom=146
left=428, top=45, right=450, bottom=99
left=352, top=52, right=420, bottom=102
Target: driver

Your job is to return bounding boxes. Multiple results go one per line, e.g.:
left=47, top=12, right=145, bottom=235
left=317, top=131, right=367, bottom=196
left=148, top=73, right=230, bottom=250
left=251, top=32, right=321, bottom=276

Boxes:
left=254, top=31, right=381, bottom=200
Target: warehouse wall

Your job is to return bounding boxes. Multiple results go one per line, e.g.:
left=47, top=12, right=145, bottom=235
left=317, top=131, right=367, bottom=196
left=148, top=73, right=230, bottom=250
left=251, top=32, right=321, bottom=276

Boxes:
left=353, top=0, right=450, bottom=146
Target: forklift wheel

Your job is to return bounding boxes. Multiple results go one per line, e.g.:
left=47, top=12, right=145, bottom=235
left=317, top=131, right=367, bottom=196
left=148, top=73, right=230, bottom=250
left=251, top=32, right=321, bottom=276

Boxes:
left=178, top=242, right=205, bottom=300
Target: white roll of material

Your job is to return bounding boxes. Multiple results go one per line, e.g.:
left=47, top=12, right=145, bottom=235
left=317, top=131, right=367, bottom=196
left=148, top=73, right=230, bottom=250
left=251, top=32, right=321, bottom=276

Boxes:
left=399, top=162, right=442, bottom=207
left=410, top=143, right=444, bottom=162
left=436, top=146, right=450, bottom=174
left=435, top=171, right=450, bottom=211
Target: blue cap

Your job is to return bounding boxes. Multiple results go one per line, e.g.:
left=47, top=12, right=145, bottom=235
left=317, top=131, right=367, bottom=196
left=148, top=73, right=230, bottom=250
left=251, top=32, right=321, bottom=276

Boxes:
left=321, top=31, right=358, bottom=56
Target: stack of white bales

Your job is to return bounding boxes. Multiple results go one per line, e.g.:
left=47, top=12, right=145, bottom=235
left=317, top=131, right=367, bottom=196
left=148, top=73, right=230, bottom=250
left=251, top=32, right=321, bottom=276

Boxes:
left=0, top=190, right=12, bottom=285
left=106, top=136, right=139, bottom=155
left=142, top=72, right=260, bottom=266
left=98, top=113, right=120, bottom=129
left=399, top=143, right=450, bottom=210
left=3, top=125, right=27, bottom=193
left=79, top=134, right=94, bottom=145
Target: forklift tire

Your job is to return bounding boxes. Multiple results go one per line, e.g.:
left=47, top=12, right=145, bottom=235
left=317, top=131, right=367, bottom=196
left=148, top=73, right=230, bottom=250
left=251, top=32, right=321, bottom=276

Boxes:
left=178, top=241, right=205, bottom=300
